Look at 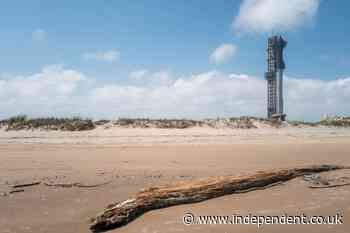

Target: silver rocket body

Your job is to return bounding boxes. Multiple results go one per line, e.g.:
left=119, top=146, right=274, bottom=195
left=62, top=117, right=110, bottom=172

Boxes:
left=265, top=36, right=287, bottom=121
left=276, top=69, right=283, bottom=114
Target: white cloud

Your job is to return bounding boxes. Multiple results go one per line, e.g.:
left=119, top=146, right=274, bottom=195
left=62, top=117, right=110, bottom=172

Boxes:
left=129, top=70, right=149, bottom=80
left=90, top=71, right=265, bottom=119
left=1, top=65, right=350, bottom=121
left=210, top=44, right=237, bottom=65
left=83, top=50, right=120, bottom=62
left=129, top=70, right=173, bottom=86
left=285, top=76, right=350, bottom=120
left=233, top=0, right=320, bottom=34
left=32, top=29, right=46, bottom=41
left=0, top=65, right=90, bottom=117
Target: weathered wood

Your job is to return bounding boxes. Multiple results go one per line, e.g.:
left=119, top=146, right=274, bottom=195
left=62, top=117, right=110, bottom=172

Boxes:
left=12, top=181, right=41, bottom=189
left=90, top=164, right=348, bottom=232
left=9, top=189, right=25, bottom=194
left=233, top=181, right=284, bottom=193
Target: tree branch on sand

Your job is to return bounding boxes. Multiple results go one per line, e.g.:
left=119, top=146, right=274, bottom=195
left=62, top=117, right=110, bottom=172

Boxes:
left=12, top=181, right=41, bottom=189
left=90, top=164, right=349, bottom=232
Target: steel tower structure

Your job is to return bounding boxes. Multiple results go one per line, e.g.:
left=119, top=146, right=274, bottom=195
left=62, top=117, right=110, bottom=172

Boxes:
left=265, top=35, right=287, bottom=121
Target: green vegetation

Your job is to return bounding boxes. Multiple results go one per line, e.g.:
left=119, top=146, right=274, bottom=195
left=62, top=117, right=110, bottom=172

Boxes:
left=319, top=117, right=350, bottom=127
left=115, top=118, right=202, bottom=129
left=0, top=115, right=95, bottom=131
left=1, top=115, right=350, bottom=131
left=288, top=120, right=318, bottom=127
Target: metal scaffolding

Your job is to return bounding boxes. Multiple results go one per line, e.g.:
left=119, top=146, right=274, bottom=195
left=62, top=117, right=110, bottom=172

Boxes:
left=265, top=35, right=287, bottom=121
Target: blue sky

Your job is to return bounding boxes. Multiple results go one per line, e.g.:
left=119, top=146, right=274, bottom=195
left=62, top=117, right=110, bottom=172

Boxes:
left=0, top=0, right=349, bottom=120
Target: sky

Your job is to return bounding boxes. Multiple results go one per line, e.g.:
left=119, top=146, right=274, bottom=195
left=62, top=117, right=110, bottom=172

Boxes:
left=0, top=0, right=349, bottom=121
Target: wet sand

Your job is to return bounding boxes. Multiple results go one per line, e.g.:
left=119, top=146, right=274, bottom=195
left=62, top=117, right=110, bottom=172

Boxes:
left=1, top=140, right=350, bottom=233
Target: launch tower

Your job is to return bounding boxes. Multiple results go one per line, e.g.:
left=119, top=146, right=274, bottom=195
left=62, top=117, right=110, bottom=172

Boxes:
left=265, top=35, right=287, bottom=121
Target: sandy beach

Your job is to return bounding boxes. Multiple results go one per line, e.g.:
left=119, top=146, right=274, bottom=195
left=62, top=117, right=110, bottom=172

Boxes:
left=1, top=127, right=350, bottom=233
left=1, top=125, right=350, bottom=145
left=2, top=0, right=350, bottom=232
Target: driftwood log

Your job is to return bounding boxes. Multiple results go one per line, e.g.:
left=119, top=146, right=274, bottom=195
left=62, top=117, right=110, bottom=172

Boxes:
left=90, top=164, right=348, bottom=232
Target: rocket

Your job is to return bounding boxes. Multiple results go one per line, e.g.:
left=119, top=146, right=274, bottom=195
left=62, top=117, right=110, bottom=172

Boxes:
left=265, top=35, right=287, bottom=121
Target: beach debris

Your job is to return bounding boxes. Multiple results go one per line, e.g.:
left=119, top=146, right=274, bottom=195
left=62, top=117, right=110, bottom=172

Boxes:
left=303, top=173, right=350, bottom=188
left=12, top=181, right=41, bottom=189
left=43, top=180, right=113, bottom=188
left=1, top=189, right=25, bottom=196
left=9, top=189, right=25, bottom=194
left=0, top=181, right=42, bottom=196
left=0, top=178, right=114, bottom=197
left=303, top=174, right=329, bottom=185
left=90, top=164, right=348, bottom=232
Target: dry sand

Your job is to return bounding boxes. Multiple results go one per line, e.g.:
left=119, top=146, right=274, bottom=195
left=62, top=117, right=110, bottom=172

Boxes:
left=1, top=126, right=350, bottom=145
left=1, top=127, right=350, bottom=233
